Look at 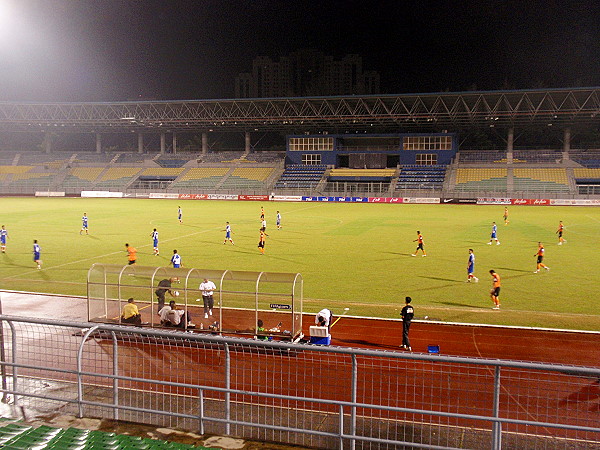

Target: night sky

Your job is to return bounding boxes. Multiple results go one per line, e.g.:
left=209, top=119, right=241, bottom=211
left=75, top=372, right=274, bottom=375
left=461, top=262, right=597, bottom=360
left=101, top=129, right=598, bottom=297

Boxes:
left=0, top=0, right=599, bottom=102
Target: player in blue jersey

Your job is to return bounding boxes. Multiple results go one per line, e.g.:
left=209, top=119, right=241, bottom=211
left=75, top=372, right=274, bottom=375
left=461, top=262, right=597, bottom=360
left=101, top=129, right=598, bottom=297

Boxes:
left=171, top=249, right=181, bottom=268
left=466, top=249, right=478, bottom=282
left=178, top=206, right=183, bottom=224
left=151, top=228, right=159, bottom=255
left=33, top=240, right=42, bottom=269
left=487, top=222, right=500, bottom=245
left=1, top=225, right=8, bottom=253
left=80, top=213, right=89, bottom=235
left=223, top=222, right=235, bottom=245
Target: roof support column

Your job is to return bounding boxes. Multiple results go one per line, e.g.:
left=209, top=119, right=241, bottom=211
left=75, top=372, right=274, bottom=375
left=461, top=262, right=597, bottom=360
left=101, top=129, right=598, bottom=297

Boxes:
left=563, top=127, right=571, bottom=152
left=160, top=133, right=166, bottom=154
left=43, top=132, right=53, bottom=154
left=95, top=133, right=102, bottom=154
left=137, top=133, right=144, bottom=154
left=506, top=127, right=514, bottom=164
left=562, top=127, right=571, bottom=161
left=202, top=132, right=208, bottom=154
left=172, top=133, right=177, bottom=154
left=245, top=131, right=251, bottom=153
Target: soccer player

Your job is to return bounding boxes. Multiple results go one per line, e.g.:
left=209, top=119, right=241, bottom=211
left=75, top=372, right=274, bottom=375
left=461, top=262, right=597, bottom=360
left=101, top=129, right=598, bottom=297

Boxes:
left=223, top=222, right=234, bottom=245
left=534, top=242, right=550, bottom=273
left=80, top=213, right=89, bottom=235
left=556, top=221, right=566, bottom=245
left=489, top=269, right=501, bottom=310
left=170, top=249, right=182, bottom=283
left=178, top=206, right=183, bottom=224
left=33, top=240, right=42, bottom=269
left=0, top=225, right=8, bottom=253
left=151, top=228, right=159, bottom=255
left=466, top=249, right=478, bottom=282
left=276, top=211, right=282, bottom=229
left=261, top=217, right=267, bottom=230
left=258, top=228, right=268, bottom=254
left=260, top=206, right=265, bottom=219
left=125, top=243, right=137, bottom=265
left=503, top=207, right=509, bottom=225
left=487, top=222, right=500, bottom=245
left=171, top=249, right=181, bottom=268
left=411, top=231, right=426, bottom=257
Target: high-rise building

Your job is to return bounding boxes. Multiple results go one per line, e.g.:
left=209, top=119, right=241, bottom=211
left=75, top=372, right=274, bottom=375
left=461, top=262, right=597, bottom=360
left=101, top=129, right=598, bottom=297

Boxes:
left=235, top=50, right=380, bottom=98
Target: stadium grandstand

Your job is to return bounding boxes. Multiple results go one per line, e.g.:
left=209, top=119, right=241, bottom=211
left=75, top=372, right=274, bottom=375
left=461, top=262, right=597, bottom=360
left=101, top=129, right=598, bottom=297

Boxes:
left=0, top=88, right=599, bottom=198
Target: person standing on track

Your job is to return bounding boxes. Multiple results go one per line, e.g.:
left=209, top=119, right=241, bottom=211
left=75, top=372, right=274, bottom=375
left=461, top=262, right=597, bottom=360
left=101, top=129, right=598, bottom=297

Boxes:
left=412, top=231, right=426, bottom=257
left=534, top=242, right=550, bottom=273
left=33, top=239, right=42, bottom=269
left=125, top=243, right=137, bottom=265
left=1, top=225, right=8, bottom=253
left=151, top=228, right=159, bottom=255
left=155, top=277, right=176, bottom=313
left=489, top=269, right=501, bottom=310
left=467, top=249, right=478, bottom=282
left=400, top=296, right=414, bottom=351
left=223, top=222, right=235, bottom=245
left=556, top=221, right=566, bottom=245
left=199, top=278, right=217, bottom=318
left=487, top=222, right=500, bottom=245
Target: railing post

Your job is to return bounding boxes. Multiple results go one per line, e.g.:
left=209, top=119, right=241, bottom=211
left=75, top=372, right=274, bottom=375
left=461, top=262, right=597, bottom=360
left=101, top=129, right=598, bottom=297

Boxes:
left=225, top=343, right=231, bottom=435
left=111, top=331, right=119, bottom=421
left=338, top=404, right=344, bottom=450
left=350, top=354, right=357, bottom=450
left=76, top=326, right=100, bottom=418
left=6, top=321, right=17, bottom=406
left=198, top=388, right=204, bottom=435
left=492, top=365, right=502, bottom=449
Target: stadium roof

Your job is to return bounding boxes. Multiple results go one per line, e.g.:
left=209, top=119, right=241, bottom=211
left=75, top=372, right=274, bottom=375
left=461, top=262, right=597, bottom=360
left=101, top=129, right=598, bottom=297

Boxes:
left=0, top=87, right=599, bottom=134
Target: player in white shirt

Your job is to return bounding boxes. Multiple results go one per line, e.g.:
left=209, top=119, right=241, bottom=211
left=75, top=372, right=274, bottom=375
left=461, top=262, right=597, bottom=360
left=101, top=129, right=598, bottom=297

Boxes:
left=223, top=222, right=234, bottom=245
left=151, top=228, right=159, bottom=255
left=0, top=225, right=8, bottom=253
left=276, top=211, right=282, bottom=229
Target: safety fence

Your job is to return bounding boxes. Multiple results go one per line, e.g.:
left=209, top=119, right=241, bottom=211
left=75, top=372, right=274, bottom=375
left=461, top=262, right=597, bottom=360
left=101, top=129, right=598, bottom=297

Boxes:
left=0, top=315, right=598, bottom=449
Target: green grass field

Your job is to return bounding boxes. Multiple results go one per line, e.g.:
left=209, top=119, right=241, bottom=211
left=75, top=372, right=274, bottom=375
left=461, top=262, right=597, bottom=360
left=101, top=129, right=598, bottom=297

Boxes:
left=1, top=197, right=599, bottom=330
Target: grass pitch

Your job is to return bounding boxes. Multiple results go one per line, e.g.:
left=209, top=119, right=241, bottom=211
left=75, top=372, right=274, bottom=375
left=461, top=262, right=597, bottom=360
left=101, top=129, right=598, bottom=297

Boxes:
left=1, top=197, right=599, bottom=330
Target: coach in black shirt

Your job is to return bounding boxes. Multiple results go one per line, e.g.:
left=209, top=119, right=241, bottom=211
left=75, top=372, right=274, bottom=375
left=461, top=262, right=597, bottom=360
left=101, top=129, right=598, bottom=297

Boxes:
left=401, top=296, right=414, bottom=351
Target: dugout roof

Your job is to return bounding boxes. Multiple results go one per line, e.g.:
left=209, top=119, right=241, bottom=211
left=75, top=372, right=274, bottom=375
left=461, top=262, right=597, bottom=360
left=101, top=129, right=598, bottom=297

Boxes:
left=1, top=87, right=599, bottom=134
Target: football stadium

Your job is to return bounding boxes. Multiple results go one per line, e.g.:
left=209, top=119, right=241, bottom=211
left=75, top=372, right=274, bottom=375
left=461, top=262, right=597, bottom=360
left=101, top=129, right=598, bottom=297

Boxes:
left=1, top=2, right=600, bottom=447
left=1, top=88, right=599, bottom=449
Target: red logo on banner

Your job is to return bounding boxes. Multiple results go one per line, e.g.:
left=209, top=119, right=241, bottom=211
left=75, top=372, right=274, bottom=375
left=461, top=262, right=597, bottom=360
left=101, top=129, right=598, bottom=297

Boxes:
left=239, top=195, right=270, bottom=201
left=512, top=199, right=527, bottom=205
left=533, top=199, right=550, bottom=205
left=179, top=194, right=208, bottom=200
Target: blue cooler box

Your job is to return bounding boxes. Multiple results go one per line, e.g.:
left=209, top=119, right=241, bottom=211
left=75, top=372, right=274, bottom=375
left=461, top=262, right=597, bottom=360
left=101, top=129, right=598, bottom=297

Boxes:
left=309, top=326, right=331, bottom=345
left=310, top=335, right=331, bottom=345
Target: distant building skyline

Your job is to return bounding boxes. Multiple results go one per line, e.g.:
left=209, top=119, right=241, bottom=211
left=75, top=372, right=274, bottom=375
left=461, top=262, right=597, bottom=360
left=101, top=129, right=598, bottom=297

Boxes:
left=235, top=49, right=380, bottom=98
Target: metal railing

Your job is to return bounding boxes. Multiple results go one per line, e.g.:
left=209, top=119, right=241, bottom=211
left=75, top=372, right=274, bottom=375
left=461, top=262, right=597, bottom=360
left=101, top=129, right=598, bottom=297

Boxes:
left=0, top=315, right=599, bottom=449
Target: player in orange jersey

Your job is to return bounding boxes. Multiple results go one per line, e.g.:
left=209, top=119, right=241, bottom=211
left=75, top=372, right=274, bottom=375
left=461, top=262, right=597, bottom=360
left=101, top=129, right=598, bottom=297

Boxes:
left=489, top=269, right=501, bottom=310
left=258, top=228, right=268, bottom=255
left=411, top=231, right=427, bottom=257
left=556, top=221, right=566, bottom=245
left=534, top=242, right=550, bottom=273
left=125, top=243, right=137, bottom=265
